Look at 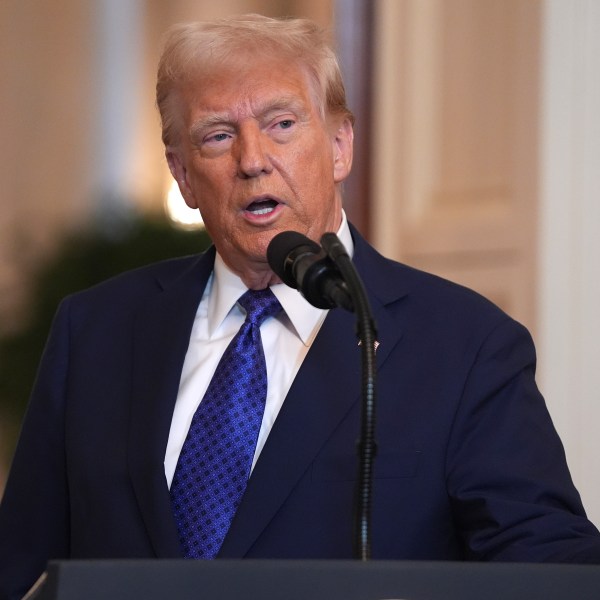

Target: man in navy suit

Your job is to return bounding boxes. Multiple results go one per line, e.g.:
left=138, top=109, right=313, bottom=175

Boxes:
left=2, top=13, right=600, bottom=600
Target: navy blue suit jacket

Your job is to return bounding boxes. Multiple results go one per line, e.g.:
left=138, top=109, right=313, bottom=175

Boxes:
left=2, top=226, right=600, bottom=599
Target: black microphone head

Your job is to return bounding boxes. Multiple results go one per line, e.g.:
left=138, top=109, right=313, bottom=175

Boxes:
left=267, top=231, right=321, bottom=288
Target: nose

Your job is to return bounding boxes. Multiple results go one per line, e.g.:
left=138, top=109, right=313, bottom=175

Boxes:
left=236, top=124, right=273, bottom=178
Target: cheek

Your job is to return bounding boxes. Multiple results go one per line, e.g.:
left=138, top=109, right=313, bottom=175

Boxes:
left=195, top=198, right=225, bottom=227
left=193, top=205, right=229, bottom=249
left=293, top=142, right=335, bottom=188
left=188, top=162, right=232, bottom=209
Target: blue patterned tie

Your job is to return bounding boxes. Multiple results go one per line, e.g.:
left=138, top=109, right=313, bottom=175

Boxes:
left=170, top=288, right=282, bottom=559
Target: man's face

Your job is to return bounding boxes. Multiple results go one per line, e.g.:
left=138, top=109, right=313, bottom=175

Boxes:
left=166, top=57, right=353, bottom=287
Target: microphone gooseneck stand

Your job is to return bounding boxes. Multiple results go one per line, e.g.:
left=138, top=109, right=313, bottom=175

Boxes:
left=320, top=233, right=378, bottom=561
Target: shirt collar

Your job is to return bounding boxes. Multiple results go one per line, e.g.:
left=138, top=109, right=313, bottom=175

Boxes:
left=208, top=211, right=354, bottom=345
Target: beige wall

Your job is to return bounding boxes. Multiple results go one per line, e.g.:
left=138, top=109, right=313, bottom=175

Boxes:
left=372, top=0, right=539, bottom=334
left=0, top=0, right=95, bottom=331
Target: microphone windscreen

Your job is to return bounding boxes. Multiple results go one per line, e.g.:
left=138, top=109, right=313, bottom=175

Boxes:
left=267, top=231, right=320, bottom=287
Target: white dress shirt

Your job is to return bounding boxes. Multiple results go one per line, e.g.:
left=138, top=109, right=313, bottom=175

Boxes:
left=164, top=214, right=354, bottom=486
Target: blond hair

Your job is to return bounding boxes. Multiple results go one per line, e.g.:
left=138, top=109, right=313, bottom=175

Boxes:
left=156, top=14, right=353, bottom=146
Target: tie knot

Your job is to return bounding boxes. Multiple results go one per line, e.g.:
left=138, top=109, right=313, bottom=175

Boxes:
left=238, top=288, right=281, bottom=326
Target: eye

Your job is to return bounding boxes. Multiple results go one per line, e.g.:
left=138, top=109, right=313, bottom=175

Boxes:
left=200, top=129, right=234, bottom=154
left=277, top=119, right=294, bottom=129
left=207, top=132, right=230, bottom=143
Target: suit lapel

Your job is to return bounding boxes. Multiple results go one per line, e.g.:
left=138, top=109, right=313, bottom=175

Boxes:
left=219, top=229, right=408, bottom=557
left=127, top=249, right=215, bottom=557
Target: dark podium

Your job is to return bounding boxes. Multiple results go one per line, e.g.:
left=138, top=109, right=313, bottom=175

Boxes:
left=28, top=559, right=600, bottom=600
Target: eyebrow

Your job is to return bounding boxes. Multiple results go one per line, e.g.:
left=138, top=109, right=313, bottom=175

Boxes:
left=189, top=95, right=309, bottom=139
left=190, top=115, right=231, bottom=138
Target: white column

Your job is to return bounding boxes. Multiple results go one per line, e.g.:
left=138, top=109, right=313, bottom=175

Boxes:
left=93, top=0, right=143, bottom=214
left=538, top=0, right=600, bottom=525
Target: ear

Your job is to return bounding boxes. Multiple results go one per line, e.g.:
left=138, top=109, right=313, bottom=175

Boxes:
left=331, top=117, right=354, bottom=184
left=166, top=147, right=198, bottom=209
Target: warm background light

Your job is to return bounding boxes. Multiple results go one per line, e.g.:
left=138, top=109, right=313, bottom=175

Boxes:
left=165, top=179, right=205, bottom=229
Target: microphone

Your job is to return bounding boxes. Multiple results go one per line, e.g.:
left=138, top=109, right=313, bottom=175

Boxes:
left=269, top=229, right=378, bottom=560
left=267, top=231, right=354, bottom=312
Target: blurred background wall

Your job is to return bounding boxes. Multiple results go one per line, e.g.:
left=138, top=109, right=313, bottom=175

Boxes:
left=1, top=0, right=599, bottom=526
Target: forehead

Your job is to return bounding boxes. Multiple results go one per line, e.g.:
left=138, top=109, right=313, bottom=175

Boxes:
left=178, top=56, right=321, bottom=120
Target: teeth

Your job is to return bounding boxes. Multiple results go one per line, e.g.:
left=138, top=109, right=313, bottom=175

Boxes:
left=247, top=199, right=277, bottom=215
left=251, top=206, right=274, bottom=215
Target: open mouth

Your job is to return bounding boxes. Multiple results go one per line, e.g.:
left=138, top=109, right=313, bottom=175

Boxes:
left=245, top=198, right=280, bottom=216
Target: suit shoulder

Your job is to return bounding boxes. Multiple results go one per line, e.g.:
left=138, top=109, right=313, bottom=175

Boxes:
left=404, top=261, right=503, bottom=313
left=358, top=240, right=515, bottom=334
left=358, top=235, right=500, bottom=305
left=63, top=250, right=213, bottom=313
